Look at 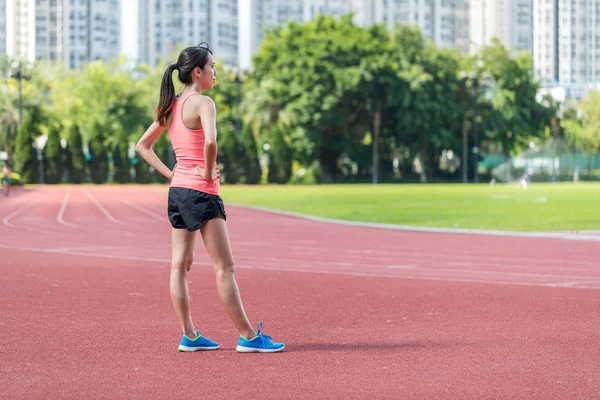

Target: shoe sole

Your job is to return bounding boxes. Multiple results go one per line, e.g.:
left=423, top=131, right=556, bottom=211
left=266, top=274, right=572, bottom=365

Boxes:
left=236, top=345, right=285, bottom=353
left=178, top=345, right=219, bottom=352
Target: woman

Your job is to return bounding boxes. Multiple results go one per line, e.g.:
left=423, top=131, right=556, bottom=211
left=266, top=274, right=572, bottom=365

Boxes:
left=2, top=162, right=11, bottom=197
left=136, top=43, right=284, bottom=353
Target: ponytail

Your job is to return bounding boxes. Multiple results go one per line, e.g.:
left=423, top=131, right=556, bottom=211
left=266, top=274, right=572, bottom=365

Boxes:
left=155, top=64, right=178, bottom=126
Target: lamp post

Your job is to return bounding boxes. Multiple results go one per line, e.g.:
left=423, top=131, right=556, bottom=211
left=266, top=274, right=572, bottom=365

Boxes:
left=458, top=71, right=471, bottom=184
left=9, top=61, right=38, bottom=181
left=2, top=60, right=30, bottom=165
left=16, top=63, right=23, bottom=126
left=459, top=63, right=493, bottom=185
left=472, top=78, right=480, bottom=184
left=234, top=68, right=241, bottom=137
left=262, top=142, right=270, bottom=177
left=458, top=70, right=480, bottom=184
left=8, top=61, right=33, bottom=130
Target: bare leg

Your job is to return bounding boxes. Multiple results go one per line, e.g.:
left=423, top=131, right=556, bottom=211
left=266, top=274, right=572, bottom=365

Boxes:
left=200, top=218, right=255, bottom=340
left=3, top=182, right=7, bottom=196
left=171, top=228, right=198, bottom=338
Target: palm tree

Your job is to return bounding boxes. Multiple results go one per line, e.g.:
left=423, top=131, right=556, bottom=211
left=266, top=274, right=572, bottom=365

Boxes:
left=0, top=84, right=19, bottom=162
left=242, top=79, right=295, bottom=136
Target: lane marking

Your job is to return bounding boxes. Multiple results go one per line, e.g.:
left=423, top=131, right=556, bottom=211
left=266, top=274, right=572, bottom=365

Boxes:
left=2, top=202, right=32, bottom=227
left=2, top=199, right=65, bottom=235
left=84, top=189, right=121, bottom=224
left=124, top=201, right=164, bottom=222
left=57, top=188, right=78, bottom=228
left=1, top=243, right=599, bottom=290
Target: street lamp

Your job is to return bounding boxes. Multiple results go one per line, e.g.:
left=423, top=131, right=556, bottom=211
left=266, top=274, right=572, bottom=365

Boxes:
left=234, top=68, right=241, bottom=137
left=1, top=60, right=31, bottom=164
left=261, top=142, right=271, bottom=174
left=458, top=70, right=472, bottom=184
left=11, top=61, right=25, bottom=127
left=472, top=78, right=480, bottom=184
left=459, top=64, right=494, bottom=185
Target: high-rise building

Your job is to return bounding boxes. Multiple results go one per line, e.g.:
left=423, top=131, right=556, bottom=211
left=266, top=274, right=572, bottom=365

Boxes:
left=250, top=0, right=347, bottom=55
left=303, top=0, right=347, bottom=21
left=62, top=0, right=121, bottom=69
left=454, top=0, right=471, bottom=54
left=250, top=0, right=470, bottom=59
left=534, top=0, right=600, bottom=85
left=469, top=0, right=533, bottom=55
left=7, top=0, right=120, bottom=68
left=138, top=0, right=238, bottom=67
left=9, top=0, right=36, bottom=61
left=0, top=0, right=6, bottom=56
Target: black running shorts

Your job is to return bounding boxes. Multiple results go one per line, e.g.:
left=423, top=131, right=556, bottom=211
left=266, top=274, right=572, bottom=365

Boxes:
left=167, top=187, right=226, bottom=231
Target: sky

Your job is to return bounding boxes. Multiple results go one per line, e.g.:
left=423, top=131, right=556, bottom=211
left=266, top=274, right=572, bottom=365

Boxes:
left=121, top=0, right=252, bottom=69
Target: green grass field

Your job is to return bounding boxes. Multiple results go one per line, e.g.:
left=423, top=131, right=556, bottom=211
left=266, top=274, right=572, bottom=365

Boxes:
left=220, top=182, right=600, bottom=232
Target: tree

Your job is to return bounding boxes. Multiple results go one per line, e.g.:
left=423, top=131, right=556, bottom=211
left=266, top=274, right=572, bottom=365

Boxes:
left=134, top=159, right=153, bottom=183
left=43, top=121, right=63, bottom=183
left=267, top=124, right=292, bottom=184
left=153, top=133, right=172, bottom=183
left=13, top=115, right=39, bottom=184
left=479, top=40, right=546, bottom=160
left=360, top=24, right=415, bottom=183
left=65, top=123, right=87, bottom=183
left=414, top=47, right=464, bottom=181
left=218, top=128, right=245, bottom=184
left=562, top=90, right=600, bottom=153
left=240, top=123, right=262, bottom=184
left=1, top=58, right=50, bottom=164
left=0, top=85, right=19, bottom=162
left=251, top=15, right=382, bottom=181
left=50, top=58, right=149, bottom=175
left=88, top=122, right=108, bottom=184
left=111, top=129, right=131, bottom=183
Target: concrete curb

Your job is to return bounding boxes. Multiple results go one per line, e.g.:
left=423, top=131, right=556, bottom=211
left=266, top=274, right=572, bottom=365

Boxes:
left=229, top=203, right=600, bottom=242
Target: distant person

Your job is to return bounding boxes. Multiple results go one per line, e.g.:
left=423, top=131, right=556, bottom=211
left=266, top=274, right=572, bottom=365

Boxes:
left=136, top=43, right=284, bottom=353
left=2, top=162, right=11, bottom=197
left=526, top=167, right=533, bottom=183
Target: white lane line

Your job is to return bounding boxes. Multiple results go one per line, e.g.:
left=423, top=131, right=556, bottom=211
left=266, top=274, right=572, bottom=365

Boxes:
left=235, top=240, right=600, bottom=267
left=545, top=282, right=581, bottom=288
left=51, top=245, right=129, bottom=252
left=2, top=200, right=64, bottom=235
left=0, top=243, right=599, bottom=290
left=234, top=254, right=600, bottom=280
left=83, top=189, right=121, bottom=224
left=301, top=246, right=600, bottom=268
left=123, top=201, right=164, bottom=222
left=57, top=188, right=78, bottom=228
left=0, top=243, right=170, bottom=263
left=2, top=202, right=32, bottom=227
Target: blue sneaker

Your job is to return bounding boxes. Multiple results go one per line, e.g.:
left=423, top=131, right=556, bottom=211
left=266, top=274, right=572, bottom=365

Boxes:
left=236, top=322, right=285, bottom=353
left=178, top=331, right=219, bottom=352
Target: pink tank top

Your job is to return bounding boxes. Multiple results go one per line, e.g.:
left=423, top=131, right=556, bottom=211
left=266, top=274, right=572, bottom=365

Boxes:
left=168, top=92, right=220, bottom=196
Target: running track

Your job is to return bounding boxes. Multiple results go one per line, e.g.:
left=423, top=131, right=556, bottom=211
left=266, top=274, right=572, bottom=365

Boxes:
left=1, top=186, right=599, bottom=399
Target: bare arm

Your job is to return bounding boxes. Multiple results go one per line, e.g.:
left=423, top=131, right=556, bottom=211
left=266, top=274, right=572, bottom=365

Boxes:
left=197, top=96, right=219, bottom=181
left=135, top=121, right=174, bottom=180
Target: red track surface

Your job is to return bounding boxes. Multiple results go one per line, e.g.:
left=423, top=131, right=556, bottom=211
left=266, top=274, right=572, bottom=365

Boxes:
left=1, top=186, right=599, bottom=399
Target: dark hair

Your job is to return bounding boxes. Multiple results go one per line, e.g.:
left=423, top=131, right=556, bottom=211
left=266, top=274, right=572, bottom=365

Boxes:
left=155, top=42, right=213, bottom=126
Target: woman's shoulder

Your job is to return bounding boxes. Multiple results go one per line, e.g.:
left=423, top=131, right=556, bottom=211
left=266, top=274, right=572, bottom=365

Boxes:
left=189, top=95, right=216, bottom=110
left=196, top=94, right=214, bottom=104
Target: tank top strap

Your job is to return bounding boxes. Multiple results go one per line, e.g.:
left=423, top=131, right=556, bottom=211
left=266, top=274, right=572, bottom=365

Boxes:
left=177, top=91, right=202, bottom=103
left=175, top=92, right=201, bottom=125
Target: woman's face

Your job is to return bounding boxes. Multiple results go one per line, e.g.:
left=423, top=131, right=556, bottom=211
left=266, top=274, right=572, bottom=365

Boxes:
left=199, top=54, right=217, bottom=90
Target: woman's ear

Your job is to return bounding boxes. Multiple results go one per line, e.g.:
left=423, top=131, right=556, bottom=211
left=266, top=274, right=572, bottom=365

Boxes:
left=195, top=67, right=203, bottom=77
